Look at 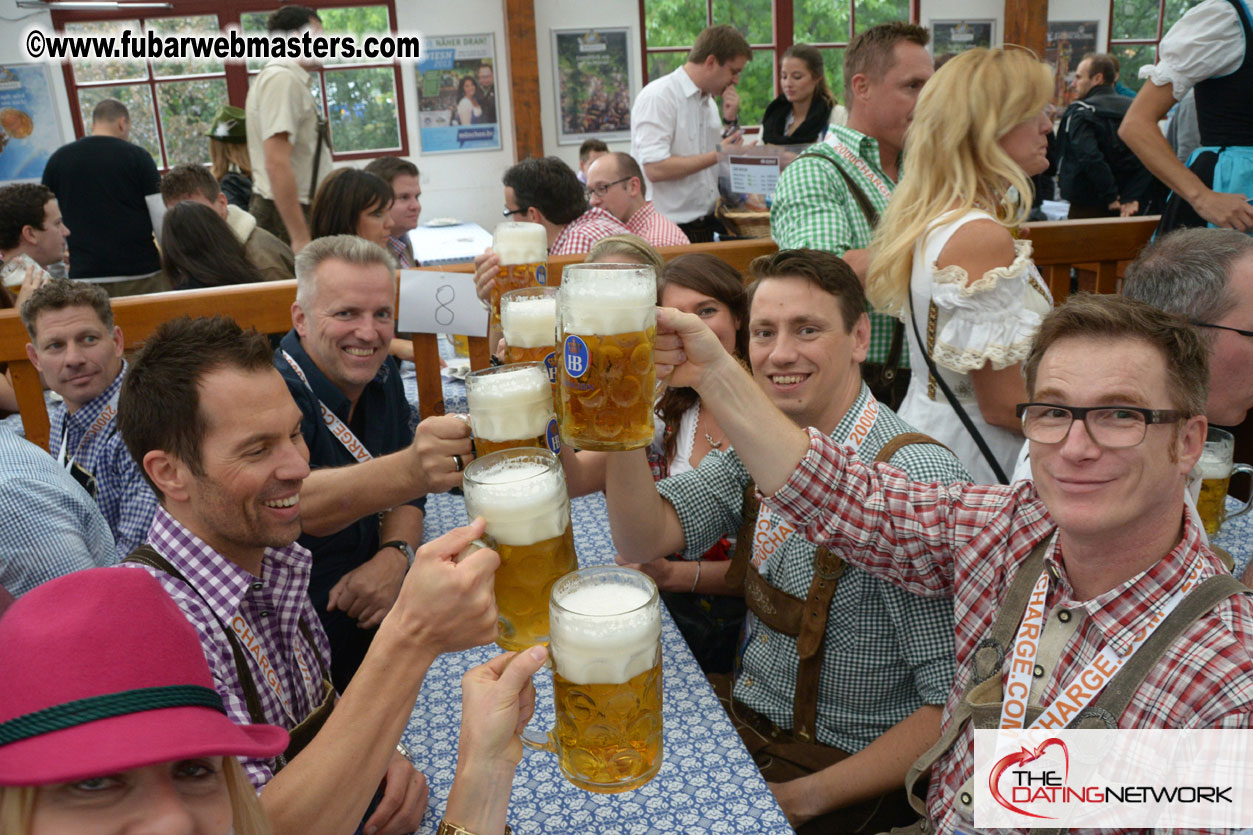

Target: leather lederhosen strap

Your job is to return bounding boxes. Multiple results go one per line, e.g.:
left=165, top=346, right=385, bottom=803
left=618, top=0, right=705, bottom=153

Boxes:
left=900, top=539, right=1251, bottom=835
left=124, top=545, right=336, bottom=771
left=726, top=432, right=947, bottom=742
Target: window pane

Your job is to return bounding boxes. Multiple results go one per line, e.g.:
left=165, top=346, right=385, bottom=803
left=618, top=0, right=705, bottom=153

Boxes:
left=795, top=0, right=851, bottom=45
left=318, top=4, right=391, bottom=66
left=67, top=20, right=146, bottom=84
left=324, top=67, right=400, bottom=152
left=77, top=84, right=160, bottom=166
left=148, top=15, right=224, bottom=77
left=156, top=78, right=228, bottom=167
left=711, top=0, right=772, bottom=45
left=644, top=0, right=706, bottom=49
left=1111, top=0, right=1161, bottom=40
left=1110, top=43, right=1157, bottom=95
left=240, top=11, right=269, bottom=73
left=646, top=50, right=687, bottom=84
left=854, top=0, right=911, bottom=34
left=816, top=46, right=846, bottom=110
left=1163, top=0, right=1206, bottom=31
left=736, top=48, right=774, bottom=127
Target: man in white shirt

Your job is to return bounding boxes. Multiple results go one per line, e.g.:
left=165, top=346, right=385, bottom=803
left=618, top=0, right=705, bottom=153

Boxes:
left=630, top=25, right=750, bottom=242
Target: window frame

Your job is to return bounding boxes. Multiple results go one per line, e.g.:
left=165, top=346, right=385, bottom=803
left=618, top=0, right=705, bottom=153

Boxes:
left=1106, top=0, right=1203, bottom=93
left=637, top=0, right=921, bottom=103
left=51, top=0, right=408, bottom=169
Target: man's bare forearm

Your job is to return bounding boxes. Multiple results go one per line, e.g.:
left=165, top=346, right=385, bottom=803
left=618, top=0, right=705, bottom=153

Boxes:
left=300, top=452, right=426, bottom=537
left=643, top=152, right=718, bottom=183
left=605, top=449, right=686, bottom=561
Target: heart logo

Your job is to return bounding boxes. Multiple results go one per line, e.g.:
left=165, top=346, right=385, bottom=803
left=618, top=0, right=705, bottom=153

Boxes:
left=988, top=737, right=1070, bottom=820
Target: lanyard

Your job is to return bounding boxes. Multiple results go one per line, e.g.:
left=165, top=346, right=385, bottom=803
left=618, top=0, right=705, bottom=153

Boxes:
left=824, top=134, right=894, bottom=202
left=228, top=611, right=318, bottom=726
left=58, top=388, right=120, bottom=469
left=999, top=536, right=1202, bottom=731
left=281, top=350, right=374, bottom=464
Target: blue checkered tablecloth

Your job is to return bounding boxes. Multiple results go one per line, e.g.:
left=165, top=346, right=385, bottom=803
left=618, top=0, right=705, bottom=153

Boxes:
left=1215, top=495, right=1253, bottom=580
left=405, top=492, right=792, bottom=833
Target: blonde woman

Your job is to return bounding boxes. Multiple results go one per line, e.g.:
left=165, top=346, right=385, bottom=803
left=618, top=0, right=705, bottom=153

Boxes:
left=867, top=48, right=1054, bottom=484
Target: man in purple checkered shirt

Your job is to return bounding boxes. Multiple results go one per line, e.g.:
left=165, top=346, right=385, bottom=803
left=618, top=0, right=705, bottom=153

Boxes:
left=116, top=315, right=500, bottom=835
left=652, top=293, right=1253, bottom=835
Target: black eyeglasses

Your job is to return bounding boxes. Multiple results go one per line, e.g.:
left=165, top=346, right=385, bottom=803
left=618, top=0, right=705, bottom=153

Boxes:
left=585, top=177, right=631, bottom=198
left=1192, top=321, right=1253, bottom=339
left=502, top=206, right=527, bottom=218
left=1016, top=403, right=1187, bottom=448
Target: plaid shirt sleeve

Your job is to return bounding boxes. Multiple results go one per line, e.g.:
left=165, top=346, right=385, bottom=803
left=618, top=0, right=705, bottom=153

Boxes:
left=105, top=433, right=159, bottom=560
left=656, top=448, right=749, bottom=561
left=769, top=151, right=858, bottom=254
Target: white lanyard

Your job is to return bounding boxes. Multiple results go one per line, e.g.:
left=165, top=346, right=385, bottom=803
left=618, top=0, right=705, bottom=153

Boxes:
left=58, top=389, right=120, bottom=469
left=228, top=611, right=318, bottom=726
left=999, top=536, right=1202, bottom=730
left=281, top=350, right=374, bottom=464
left=824, top=135, right=894, bottom=202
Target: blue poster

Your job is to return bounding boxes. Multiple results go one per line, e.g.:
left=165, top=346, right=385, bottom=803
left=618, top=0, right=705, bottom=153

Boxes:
left=0, top=64, right=64, bottom=184
left=416, top=34, right=501, bottom=154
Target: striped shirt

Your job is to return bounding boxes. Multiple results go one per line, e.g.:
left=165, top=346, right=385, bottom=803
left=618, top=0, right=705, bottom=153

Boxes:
left=768, top=427, right=1253, bottom=835
left=128, top=506, right=333, bottom=788
left=656, top=386, right=967, bottom=751
left=385, top=234, right=416, bottom=268
left=550, top=207, right=630, bottom=256
left=625, top=201, right=690, bottom=248
left=769, top=126, right=905, bottom=367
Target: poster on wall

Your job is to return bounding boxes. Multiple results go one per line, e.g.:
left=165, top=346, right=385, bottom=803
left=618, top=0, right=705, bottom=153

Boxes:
left=0, top=64, right=65, bottom=184
left=930, top=20, right=996, bottom=58
left=415, top=33, right=501, bottom=154
left=552, top=28, right=632, bottom=146
left=1046, top=21, right=1100, bottom=107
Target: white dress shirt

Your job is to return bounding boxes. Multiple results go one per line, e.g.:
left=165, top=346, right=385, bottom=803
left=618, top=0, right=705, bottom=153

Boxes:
left=630, top=67, right=722, bottom=224
left=1140, top=0, right=1251, bottom=100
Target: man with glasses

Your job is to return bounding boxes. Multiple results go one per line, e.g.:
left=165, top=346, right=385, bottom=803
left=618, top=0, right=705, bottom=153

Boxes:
left=652, top=292, right=1253, bottom=834
left=585, top=152, right=689, bottom=248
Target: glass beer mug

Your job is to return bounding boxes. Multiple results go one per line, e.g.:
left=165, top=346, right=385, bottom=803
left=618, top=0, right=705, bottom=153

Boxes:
left=491, top=221, right=550, bottom=332
left=556, top=263, right=657, bottom=451
left=464, top=362, right=560, bottom=457
left=524, top=566, right=663, bottom=793
left=1195, top=426, right=1253, bottom=536
left=500, top=286, right=559, bottom=410
left=461, top=449, right=577, bottom=651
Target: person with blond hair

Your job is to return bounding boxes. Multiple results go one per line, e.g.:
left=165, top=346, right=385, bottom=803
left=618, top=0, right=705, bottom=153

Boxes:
left=867, top=47, right=1054, bottom=484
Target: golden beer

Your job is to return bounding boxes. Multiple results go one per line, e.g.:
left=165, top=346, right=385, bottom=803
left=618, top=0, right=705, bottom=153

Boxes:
left=526, top=566, right=663, bottom=793
left=557, top=264, right=657, bottom=451
left=1195, top=427, right=1253, bottom=536
left=465, top=362, right=560, bottom=456
left=461, top=449, right=577, bottom=650
left=491, top=222, right=551, bottom=332
left=501, top=286, right=559, bottom=411
left=1198, top=475, right=1231, bottom=537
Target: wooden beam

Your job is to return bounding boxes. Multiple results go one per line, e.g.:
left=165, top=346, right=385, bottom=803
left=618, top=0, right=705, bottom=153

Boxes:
left=1004, top=0, right=1048, bottom=57
left=503, top=0, right=545, bottom=161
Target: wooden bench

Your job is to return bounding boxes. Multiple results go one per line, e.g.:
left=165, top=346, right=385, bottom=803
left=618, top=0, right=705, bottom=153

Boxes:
left=1021, top=215, right=1158, bottom=304
left=1, top=237, right=781, bottom=451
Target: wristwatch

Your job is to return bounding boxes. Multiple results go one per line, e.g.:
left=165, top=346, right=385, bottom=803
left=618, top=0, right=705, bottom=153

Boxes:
left=436, top=822, right=512, bottom=835
left=380, top=539, right=415, bottom=568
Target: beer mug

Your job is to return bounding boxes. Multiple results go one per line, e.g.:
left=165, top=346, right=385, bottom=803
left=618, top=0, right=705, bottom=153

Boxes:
left=491, top=221, right=549, bottom=332
left=500, top=286, right=559, bottom=410
left=461, top=449, right=578, bottom=651
left=465, top=362, right=560, bottom=457
left=524, top=566, right=663, bottom=793
left=1195, top=426, right=1253, bottom=536
left=556, top=263, right=657, bottom=451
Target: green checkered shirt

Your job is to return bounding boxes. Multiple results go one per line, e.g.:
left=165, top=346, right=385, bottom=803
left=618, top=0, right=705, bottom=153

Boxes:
left=770, top=125, right=905, bottom=366
left=656, top=385, right=967, bottom=752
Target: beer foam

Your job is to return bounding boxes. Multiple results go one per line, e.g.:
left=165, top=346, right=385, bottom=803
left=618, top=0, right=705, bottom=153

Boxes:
left=560, top=267, right=657, bottom=335
left=463, top=458, right=569, bottom=546
left=493, top=222, right=548, bottom=265
left=551, top=583, right=660, bottom=685
left=1197, top=449, right=1232, bottom=480
left=501, top=296, right=557, bottom=349
left=467, top=366, right=553, bottom=441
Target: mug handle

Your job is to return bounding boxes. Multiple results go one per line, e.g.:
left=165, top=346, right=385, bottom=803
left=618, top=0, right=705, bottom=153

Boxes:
left=1225, top=464, right=1253, bottom=522
left=521, top=727, right=557, bottom=753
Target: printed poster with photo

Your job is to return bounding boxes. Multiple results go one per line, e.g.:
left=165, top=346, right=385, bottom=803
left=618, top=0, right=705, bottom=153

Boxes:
left=416, top=33, right=501, bottom=154
left=0, top=64, right=65, bottom=184
left=1046, top=21, right=1100, bottom=107
left=930, top=20, right=995, bottom=57
left=552, top=28, right=631, bottom=145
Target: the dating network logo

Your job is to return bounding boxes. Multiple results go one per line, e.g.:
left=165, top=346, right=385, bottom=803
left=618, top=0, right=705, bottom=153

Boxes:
left=989, top=737, right=1071, bottom=820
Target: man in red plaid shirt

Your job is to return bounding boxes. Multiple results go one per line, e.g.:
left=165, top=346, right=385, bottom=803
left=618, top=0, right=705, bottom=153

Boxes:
left=653, top=292, right=1253, bottom=835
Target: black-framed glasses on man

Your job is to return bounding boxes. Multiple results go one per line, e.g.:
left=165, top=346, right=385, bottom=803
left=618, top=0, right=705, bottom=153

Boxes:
left=585, top=177, right=631, bottom=198
left=1191, top=321, right=1253, bottom=339
left=502, top=206, right=527, bottom=218
left=1016, top=403, right=1188, bottom=448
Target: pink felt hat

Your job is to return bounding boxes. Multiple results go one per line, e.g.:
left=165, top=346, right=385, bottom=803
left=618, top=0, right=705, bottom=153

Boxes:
left=0, top=567, right=289, bottom=785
